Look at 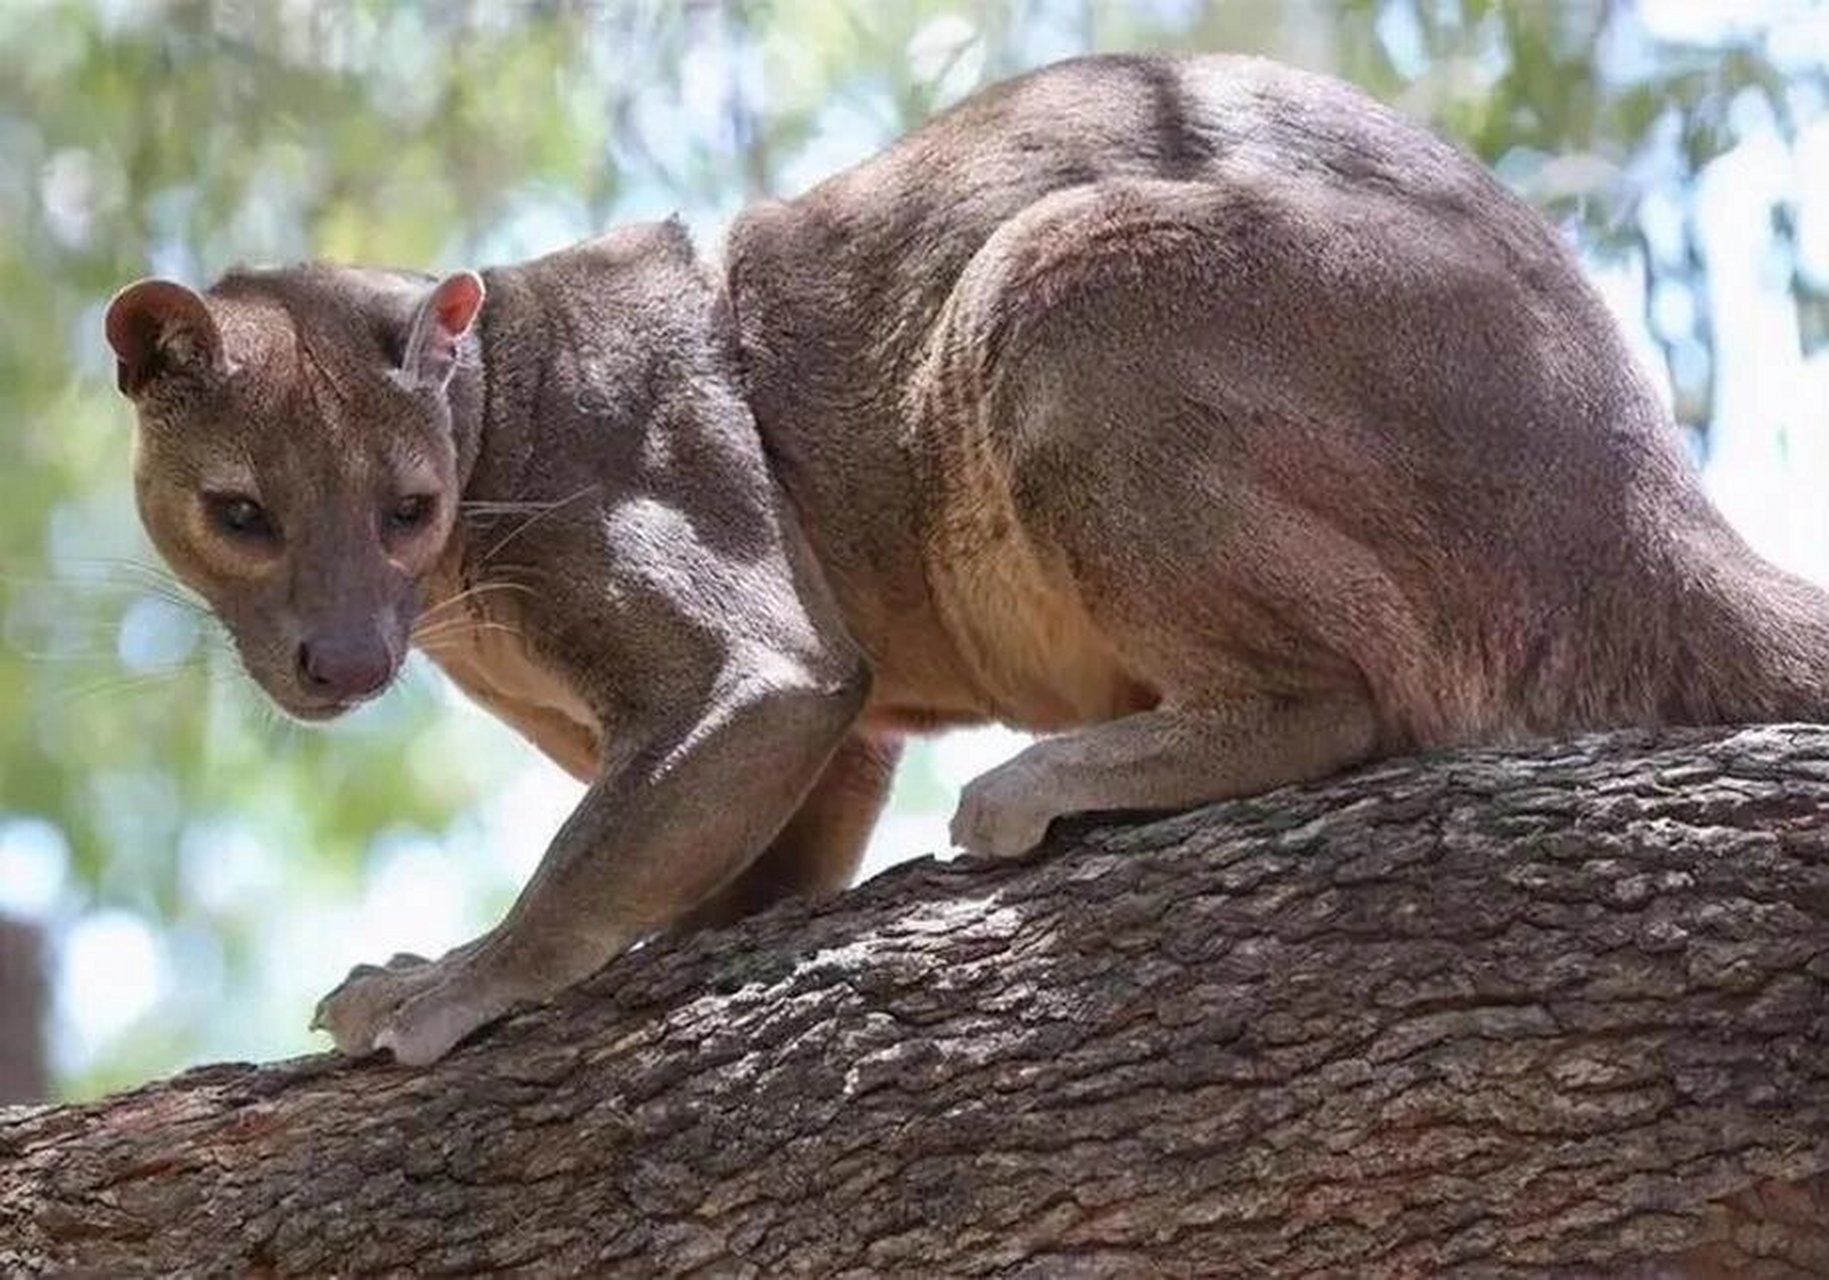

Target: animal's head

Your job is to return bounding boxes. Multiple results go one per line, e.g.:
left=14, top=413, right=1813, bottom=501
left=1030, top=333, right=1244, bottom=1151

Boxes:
left=104, top=265, right=486, bottom=720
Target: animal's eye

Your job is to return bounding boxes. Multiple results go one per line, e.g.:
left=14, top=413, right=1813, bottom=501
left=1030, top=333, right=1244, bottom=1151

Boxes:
left=387, top=494, right=436, bottom=534
left=205, top=493, right=277, bottom=541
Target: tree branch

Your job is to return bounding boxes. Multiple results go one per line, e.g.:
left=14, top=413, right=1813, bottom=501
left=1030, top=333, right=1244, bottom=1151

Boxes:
left=0, top=919, right=46, bottom=1106
left=4, top=726, right=1829, bottom=1276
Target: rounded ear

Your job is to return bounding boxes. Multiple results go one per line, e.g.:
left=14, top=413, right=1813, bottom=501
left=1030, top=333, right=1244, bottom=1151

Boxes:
left=104, top=278, right=223, bottom=398
left=399, top=270, right=485, bottom=391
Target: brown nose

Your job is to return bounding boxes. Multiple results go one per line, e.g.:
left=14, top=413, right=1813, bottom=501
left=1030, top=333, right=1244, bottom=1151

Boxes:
left=297, top=633, right=394, bottom=701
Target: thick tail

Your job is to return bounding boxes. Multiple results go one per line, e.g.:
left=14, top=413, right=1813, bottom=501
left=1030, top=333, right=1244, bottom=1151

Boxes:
left=1667, top=552, right=1829, bottom=727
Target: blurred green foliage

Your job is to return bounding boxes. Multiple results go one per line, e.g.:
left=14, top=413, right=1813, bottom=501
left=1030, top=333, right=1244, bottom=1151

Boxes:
left=0, top=0, right=1822, bottom=1096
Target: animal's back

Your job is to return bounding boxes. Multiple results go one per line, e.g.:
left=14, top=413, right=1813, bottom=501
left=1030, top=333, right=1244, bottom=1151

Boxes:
left=731, top=52, right=1829, bottom=741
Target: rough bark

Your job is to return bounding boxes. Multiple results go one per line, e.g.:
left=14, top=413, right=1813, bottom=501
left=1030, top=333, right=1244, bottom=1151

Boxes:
left=0, top=918, right=47, bottom=1106
left=4, top=725, right=1829, bottom=1277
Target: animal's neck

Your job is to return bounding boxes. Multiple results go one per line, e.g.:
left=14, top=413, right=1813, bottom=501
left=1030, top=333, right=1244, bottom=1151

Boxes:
left=455, top=265, right=557, bottom=501
left=445, top=340, right=487, bottom=493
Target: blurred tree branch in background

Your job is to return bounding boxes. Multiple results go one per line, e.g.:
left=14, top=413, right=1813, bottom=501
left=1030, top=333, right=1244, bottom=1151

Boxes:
left=0, top=919, right=47, bottom=1104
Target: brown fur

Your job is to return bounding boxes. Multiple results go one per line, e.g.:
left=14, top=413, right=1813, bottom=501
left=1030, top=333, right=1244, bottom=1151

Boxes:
left=105, top=53, right=1829, bottom=1064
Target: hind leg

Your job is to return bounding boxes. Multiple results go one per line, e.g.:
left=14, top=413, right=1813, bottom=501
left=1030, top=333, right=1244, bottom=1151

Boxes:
left=950, top=691, right=1376, bottom=860
left=675, top=733, right=902, bottom=932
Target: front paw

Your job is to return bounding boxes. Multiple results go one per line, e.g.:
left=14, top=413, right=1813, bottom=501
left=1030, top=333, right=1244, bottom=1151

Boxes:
left=311, top=951, right=431, bottom=1057
left=950, top=762, right=1057, bottom=860
left=312, top=945, right=522, bottom=1066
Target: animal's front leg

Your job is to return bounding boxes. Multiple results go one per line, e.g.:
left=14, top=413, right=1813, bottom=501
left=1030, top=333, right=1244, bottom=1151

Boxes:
left=674, top=732, right=902, bottom=933
left=950, top=691, right=1379, bottom=860
left=315, top=672, right=866, bottom=1065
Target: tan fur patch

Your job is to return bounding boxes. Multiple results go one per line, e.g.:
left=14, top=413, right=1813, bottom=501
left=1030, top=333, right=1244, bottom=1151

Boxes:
left=419, top=566, right=602, bottom=781
left=922, top=463, right=1159, bottom=730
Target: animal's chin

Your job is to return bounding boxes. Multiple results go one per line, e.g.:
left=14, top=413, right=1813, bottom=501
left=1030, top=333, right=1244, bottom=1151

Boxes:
left=273, top=688, right=390, bottom=724
left=282, top=701, right=354, bottom=724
